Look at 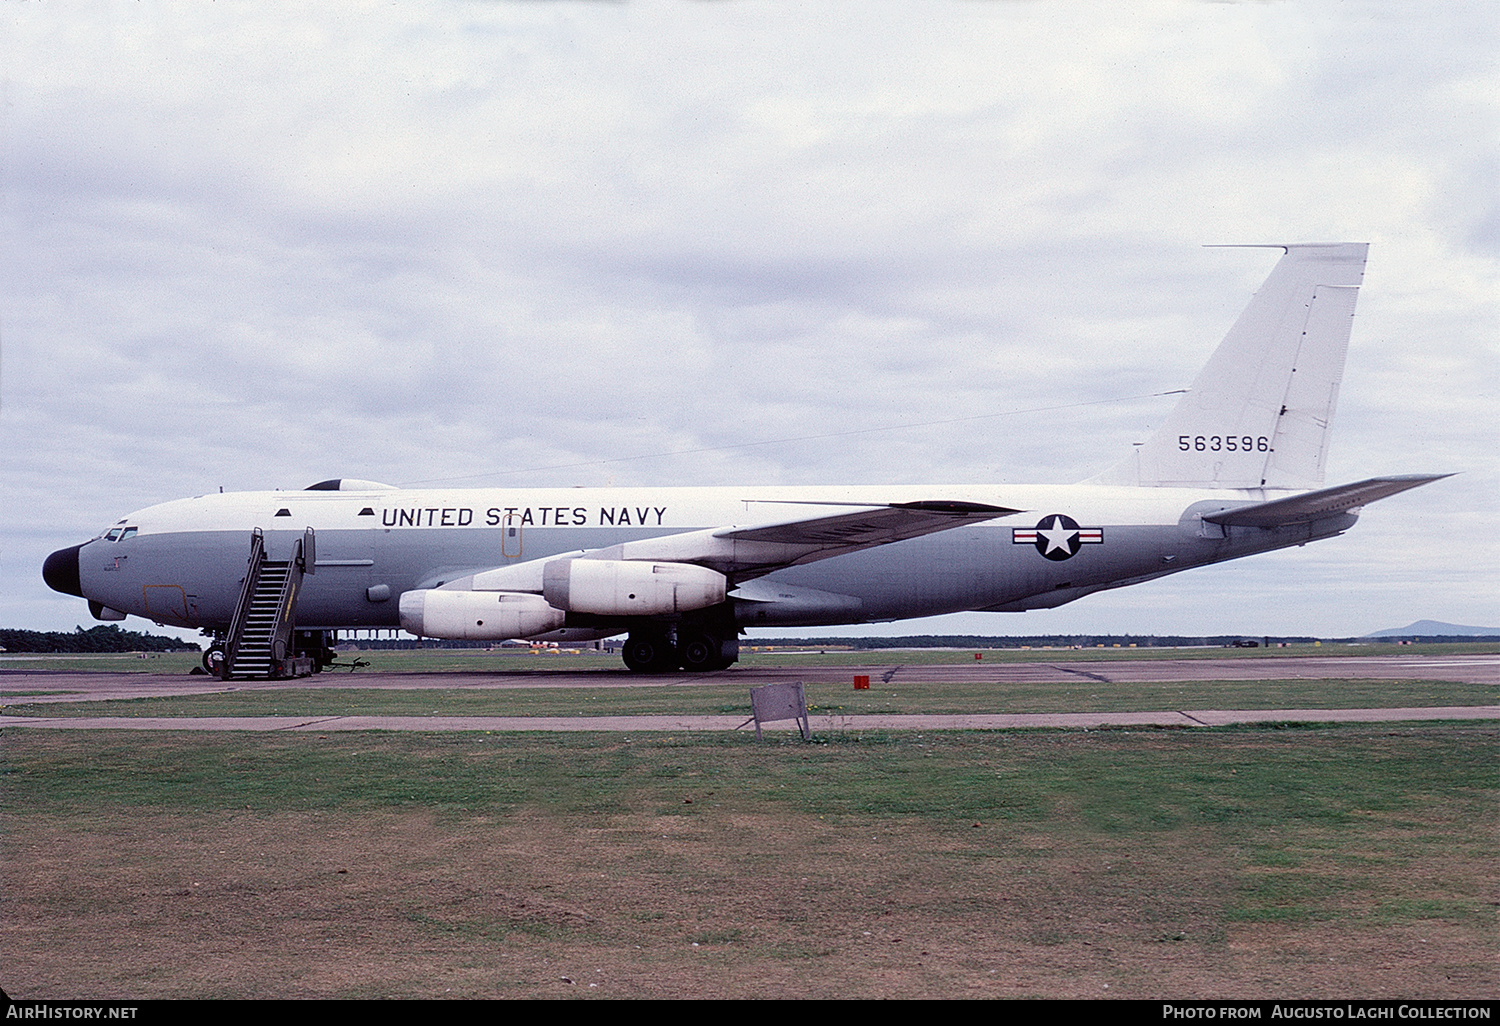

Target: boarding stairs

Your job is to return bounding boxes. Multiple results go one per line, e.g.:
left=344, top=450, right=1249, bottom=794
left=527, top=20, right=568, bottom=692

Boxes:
left=220, top=527, right=315, bottom=680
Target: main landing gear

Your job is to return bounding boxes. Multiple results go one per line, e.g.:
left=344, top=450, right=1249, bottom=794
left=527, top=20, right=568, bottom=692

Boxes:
left=676, top=629, right=738, bottom=672
left=622, top=627, right=739, bottom=674
left=622, top=632, right=678, bottom=674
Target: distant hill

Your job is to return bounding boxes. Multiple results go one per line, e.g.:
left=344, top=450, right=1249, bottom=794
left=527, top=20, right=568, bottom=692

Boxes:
left=1365, top=620, right=1500, bottom=638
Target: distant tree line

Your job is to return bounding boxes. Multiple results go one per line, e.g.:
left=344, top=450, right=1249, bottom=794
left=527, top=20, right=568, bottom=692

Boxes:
left=7, top=627, right=1482, bottom=656
left=750, top=635, right=1315, bottom=649
left=336, top=633, right=1497, bottom=651
left=344, top=638, right=498, bottom=650
left=0, top=625, right=200, bottom=653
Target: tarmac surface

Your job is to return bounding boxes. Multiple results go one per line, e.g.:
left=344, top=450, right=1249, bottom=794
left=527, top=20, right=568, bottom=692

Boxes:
left=5, top=707, right=1499, bottom=734
left=3, top=653, right=1497, bottom=733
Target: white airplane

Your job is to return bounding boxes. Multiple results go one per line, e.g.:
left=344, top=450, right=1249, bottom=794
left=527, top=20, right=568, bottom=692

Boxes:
left=43, top=243, right=1446, bottom=677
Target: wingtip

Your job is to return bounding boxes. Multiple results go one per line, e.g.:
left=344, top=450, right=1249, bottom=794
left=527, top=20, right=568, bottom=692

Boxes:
left=1379, top=472, right=1457, bottom=483
left=887, top=500, right=1024, bottom=516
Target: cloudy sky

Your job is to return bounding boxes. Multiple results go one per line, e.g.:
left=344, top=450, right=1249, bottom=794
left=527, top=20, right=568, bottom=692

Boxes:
left=4, top=1, right=1496, bottom=640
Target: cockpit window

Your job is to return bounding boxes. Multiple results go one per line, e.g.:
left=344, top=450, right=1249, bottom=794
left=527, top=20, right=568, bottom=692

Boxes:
left=105, top=528, right=123, bottom=542
left=120, top=527, right=138, bottom=541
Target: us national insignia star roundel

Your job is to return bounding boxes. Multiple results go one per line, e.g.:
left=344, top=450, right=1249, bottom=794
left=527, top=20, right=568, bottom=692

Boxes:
left=1012, top=514, right=1104, bottom=561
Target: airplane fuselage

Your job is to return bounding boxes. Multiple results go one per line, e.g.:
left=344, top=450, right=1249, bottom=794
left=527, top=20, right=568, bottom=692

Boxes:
left=62, top=482, right=1350, bottom=634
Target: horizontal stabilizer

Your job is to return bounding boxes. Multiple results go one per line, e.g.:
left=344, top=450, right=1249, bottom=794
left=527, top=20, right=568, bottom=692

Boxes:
left=1203, top=475, right=1451, bottom=527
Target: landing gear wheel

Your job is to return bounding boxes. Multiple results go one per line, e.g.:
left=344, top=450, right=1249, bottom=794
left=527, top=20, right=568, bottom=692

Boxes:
left=202, top=644, right=226, bottom=676
left=677, top=633, right=715, bottom=672
left=678, top=632, right=734, bottom=672
left=622, top=633, right=677, bottom=674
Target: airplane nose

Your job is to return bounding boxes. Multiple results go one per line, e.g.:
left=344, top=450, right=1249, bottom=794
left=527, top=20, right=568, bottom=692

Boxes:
left=43, top=543, right=85, bottom=597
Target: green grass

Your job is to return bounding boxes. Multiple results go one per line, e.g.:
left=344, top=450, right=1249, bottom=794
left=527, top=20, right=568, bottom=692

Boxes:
left=0, top=652, right=205, bottom=674
left=3, top=639, right=1495, bottom=676
left=4, top=725, right=1494, bottom=930
left=4, top=723, right=1491, bottom=830
left=5, top=722, right=1494, bottom=997
left=4, top=675, right=1493, bottom=719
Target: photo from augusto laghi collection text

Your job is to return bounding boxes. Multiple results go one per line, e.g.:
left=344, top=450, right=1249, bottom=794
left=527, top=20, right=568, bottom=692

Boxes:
left=1161, top=1004, right=1494, bottom=1021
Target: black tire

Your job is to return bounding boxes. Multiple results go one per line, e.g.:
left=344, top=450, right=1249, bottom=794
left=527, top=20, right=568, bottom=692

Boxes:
left=716, top=633, right=740, bottom=671
left=202, top=645, right=226, bottom=676
left=683, top=631, right=740, bottom=671
left=622, top=633, right=676, bottom=673
left=677, top=632, right=722, bottom=672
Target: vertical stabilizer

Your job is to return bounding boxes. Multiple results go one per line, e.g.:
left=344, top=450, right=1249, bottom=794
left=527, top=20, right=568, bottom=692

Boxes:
left=1093, top=243, right=1368, bottom=490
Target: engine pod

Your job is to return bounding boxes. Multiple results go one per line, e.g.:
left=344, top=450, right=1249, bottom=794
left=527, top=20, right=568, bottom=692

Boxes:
left=543, top=559, right=726, bottom=616
left=398, top=589, right=566, bottom=640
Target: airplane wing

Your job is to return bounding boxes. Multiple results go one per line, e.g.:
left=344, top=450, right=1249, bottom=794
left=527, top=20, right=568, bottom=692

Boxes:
left=416, top=499, right=1022, bottom=648
left=602, top=499, right=1022, bottom=579
left=1203, top=475, right=1450, bottom=528
left=461, top=499, right=1021, bottom=593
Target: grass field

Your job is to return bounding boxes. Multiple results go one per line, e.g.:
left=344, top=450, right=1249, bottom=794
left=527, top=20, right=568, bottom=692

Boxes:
left=3, top=723, right=1496, bottom=999
left=4, top=644, right=1495, bottom=998
left=3, top=675, right=1495, bottom=720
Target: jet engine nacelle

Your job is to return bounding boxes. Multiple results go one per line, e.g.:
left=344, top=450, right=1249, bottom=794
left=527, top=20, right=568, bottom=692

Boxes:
left=543, top=559, right=726, bottom=616
left=398, top=588, right=566, bottom=641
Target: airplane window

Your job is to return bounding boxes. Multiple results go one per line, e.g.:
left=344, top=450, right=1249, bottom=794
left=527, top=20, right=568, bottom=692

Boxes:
left=105, top=528, right=123, bottom=542
left=120, top=527, right=138, bottom=540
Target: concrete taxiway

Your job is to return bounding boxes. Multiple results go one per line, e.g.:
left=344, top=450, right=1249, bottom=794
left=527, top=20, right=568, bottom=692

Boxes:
left=3, top=653, right=1498, bottom=705
left=3, top=653, right=1496, bottom=733
left=5, top=706, right=1500, bottom=734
